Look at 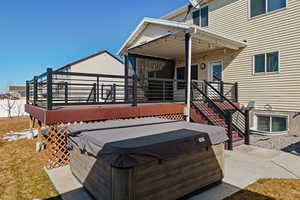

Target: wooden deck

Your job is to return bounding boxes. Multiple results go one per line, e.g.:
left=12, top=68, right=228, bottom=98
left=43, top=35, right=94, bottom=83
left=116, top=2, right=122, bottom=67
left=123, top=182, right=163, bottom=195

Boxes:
left=25, top=103, right=185, bottom=125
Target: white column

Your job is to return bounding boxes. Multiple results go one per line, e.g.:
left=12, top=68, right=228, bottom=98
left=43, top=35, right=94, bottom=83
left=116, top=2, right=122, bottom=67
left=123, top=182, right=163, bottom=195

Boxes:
left=185, top=33, right=192, bottom=122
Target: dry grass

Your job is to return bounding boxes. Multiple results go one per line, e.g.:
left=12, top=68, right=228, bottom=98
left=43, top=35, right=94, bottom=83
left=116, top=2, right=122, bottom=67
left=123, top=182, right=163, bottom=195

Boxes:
left=0, top=117, right=61, bottom=200
left=225, top=179, right=300, bottom=200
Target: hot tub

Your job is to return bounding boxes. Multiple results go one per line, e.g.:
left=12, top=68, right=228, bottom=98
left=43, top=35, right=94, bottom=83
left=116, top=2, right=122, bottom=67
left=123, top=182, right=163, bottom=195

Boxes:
left=68, top=118, right=227, bottom=200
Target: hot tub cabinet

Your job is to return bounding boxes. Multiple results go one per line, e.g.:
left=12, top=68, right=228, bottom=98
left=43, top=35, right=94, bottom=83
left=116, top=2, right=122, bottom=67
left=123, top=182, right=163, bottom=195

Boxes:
left=68, top=118, right=227, bottom=200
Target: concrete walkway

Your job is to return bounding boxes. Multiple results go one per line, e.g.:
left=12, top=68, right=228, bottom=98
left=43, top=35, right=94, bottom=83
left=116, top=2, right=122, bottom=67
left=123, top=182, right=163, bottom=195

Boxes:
left=45, top=145, right=300, bottom=200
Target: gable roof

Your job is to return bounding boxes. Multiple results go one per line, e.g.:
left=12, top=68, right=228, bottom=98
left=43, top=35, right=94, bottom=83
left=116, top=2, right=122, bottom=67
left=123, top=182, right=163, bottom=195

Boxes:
left=56, top=50, right=123, bottom=72
left=118, top=17, right=246, bottom=56
left=118, top=17, right=192, bottom=56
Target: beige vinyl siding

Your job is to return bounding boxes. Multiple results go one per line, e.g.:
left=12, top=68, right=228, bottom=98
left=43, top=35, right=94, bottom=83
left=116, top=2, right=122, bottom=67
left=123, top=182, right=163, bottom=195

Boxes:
left=70, top=53, right=124, bottom=75
left=167, top=0, right=300, bottom=112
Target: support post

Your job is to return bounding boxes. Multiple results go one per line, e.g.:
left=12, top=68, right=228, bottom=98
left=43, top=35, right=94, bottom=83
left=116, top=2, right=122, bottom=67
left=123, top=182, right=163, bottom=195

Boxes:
left=132, top=74, right=138, bottom=107
left=64, top=82, right=68, bottom=104
left=26, top=80, right=30, bottom=104
left=124, top=55, right=129, bottom=102
left=234, top=82, right=239, bottom=102
left=245, top=109, right=250, bottom=145
left=220, top=81, right=224, bottom=102
left=36, top=120, right=44, bottom=152
left=163, top=80, right=165, bottom=102
left=226, top=111, right=233, bottom=150
left=29, top=115, right=35, bottom=130
left=47, top=68, right=53, bottom=110
left=185, top=32, right=192, bottom=122
left=33, top=76, right=38, bottom=106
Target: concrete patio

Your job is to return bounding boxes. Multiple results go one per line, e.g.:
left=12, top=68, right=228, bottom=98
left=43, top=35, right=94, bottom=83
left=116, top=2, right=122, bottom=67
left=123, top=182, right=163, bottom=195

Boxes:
left=46, top=145, right=300, bottom=200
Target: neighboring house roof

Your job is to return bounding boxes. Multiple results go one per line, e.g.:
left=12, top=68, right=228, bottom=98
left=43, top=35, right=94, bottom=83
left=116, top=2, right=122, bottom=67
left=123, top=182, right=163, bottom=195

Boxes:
left=56, top=50, right=123, bottom=72
left=118, top=17, right=246, bottom=56
left=9, top=86, right=26, bottom=92
left=0, top=93, right=19, bottom=100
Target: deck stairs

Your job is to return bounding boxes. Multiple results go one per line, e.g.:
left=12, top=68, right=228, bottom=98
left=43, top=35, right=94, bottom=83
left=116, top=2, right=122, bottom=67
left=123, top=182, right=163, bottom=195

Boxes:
left=190, top=81, right=249, bottom=149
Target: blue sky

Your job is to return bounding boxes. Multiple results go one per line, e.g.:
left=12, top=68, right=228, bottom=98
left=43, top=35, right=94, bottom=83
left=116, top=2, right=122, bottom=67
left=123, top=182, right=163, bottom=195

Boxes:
left=0, top=0, right=187, bottom=92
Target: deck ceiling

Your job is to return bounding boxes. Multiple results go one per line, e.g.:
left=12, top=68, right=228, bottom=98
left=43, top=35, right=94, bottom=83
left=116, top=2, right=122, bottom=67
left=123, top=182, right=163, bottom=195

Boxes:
left=128, top=31, right=243, bottom=60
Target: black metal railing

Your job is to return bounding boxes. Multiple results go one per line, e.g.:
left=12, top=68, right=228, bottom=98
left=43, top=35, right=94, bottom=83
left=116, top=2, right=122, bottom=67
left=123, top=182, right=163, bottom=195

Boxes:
left=191, top=82, right=235, bottom=150
left=203, top=81, right=250, bottom=145
left=26, top=68, right=188, bottom=110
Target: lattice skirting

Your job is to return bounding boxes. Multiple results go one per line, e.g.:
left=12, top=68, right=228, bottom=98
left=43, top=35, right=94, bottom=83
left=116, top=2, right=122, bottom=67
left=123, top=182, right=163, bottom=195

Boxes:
left=156, top=113, right=185, bottom=121
left=44, top=126, right=70, bottom=169
left=44, top=113, right=184, bottom=169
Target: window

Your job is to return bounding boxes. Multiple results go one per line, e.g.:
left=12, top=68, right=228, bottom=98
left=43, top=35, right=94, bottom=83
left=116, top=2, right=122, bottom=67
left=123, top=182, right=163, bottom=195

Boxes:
left=192, top=6, right=209, bottom=27
left=256, top=114, right=288, bottom=132
left=253, top=52, right=279, bottom=74
left=250, top=0, right=286, bottom=18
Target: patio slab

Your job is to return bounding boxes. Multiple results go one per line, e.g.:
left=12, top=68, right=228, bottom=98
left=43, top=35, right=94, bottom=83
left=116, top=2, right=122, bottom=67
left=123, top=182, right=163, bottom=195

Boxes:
left=45, top=145, right=300, bottom=200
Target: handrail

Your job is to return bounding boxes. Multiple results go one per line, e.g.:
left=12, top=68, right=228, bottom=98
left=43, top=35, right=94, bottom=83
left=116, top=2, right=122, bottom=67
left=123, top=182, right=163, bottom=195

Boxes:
left=192, top=82, right=227, bottom=119
left=205, top=80, right=245, bottom=115
left=192, top=82, right=233, bottom=149
left=204, top=80, right=247, bottom=138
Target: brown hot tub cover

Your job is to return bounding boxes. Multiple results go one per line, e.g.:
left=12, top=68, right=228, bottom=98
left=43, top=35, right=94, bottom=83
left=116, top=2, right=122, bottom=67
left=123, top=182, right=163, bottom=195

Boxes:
left=68, top=118, right=227, bottom=168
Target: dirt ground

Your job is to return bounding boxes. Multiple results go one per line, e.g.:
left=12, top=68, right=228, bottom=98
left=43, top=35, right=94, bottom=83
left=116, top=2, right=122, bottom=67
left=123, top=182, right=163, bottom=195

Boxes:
left=0, top=117, right=61, bottom=200
left=225, top=179, right=300, bottom=200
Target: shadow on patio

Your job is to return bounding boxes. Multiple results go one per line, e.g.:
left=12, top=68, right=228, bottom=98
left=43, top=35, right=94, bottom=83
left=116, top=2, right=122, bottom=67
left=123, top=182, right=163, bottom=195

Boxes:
left=281, top=141, right=300, bottom=156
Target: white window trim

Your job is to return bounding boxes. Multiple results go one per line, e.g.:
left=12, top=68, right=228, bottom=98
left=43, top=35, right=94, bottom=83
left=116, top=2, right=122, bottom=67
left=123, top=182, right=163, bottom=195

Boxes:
left=192, top=5, right=209, bottom=28
left=252, top=51, right=280, bottom=75
left=208, top=60, right=223, bottom=81
left=248, top=0, right=287, bottom=19
left=254, top=113, right=289, bottom=133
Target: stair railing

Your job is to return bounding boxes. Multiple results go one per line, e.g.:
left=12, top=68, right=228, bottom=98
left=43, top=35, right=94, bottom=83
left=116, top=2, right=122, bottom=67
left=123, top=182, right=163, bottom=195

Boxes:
left=192, top=82, right=234, bottom=150
left=204, top=80, right=250, bottom=144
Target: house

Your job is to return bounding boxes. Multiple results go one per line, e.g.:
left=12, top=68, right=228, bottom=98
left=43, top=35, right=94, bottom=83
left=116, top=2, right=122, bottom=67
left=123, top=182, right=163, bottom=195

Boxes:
left=9, top=86, right=26, bottom=98
left=118, top=0, right=299, bottom=136
left=55, top=50, right=124, bottom=75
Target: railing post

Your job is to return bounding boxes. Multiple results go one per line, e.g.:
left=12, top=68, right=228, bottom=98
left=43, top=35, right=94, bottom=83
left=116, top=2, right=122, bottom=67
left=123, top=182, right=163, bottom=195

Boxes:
left=235, top=82, right=239, bottom=102
left=101, top=84, right=104, bottom=100
left=47, top=68, right=53, bottom=110
left=33, top=76, right=38, bottom=106
left=220, top=81, right=224, bottom=102
left=124, top=55, right=129, bottom=102
left=96, top=76, right=100, bottom=103
left=132, top=74, right=138, bottom=106
left=245, top=109, right=250, bottom=145
left=163, top=81, right=165, bottom=102
left=226, top=111, right=233, bottom=150
left=64, top=82, right=68, bottom=104
left=93, top=83, right=97, bottom=103
left=26, top=80, right=29, bottom=104
left=113, top=83, right=116, bottom=103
